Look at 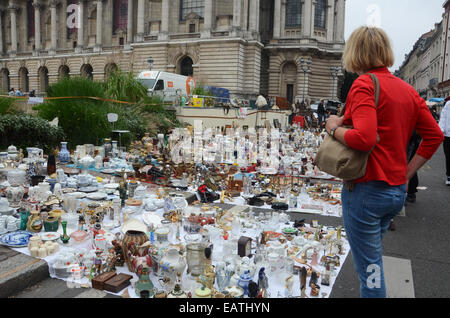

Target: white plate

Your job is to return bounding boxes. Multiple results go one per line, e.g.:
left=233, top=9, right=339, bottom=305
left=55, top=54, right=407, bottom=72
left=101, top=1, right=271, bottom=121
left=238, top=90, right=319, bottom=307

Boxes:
left=102, top=169, right=115, bottom=174
left=104, top=183, right=120, bottom=189
left=142, top=213, right=163, bottom=228
left=86, top=192, right=108, bottom=201
left=40, top=232, right=61, bottom=241
left=68, top=192, right=86, bottom=199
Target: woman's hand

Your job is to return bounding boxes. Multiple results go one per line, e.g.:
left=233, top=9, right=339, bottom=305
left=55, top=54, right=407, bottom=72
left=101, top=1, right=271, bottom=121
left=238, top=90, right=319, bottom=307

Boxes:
left=326, top=116, right=345, bottom=135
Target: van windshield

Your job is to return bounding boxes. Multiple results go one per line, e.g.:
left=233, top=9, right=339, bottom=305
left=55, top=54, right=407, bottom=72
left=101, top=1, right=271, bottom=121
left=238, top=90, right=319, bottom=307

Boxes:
left=139, top=79, right=156, bottom=90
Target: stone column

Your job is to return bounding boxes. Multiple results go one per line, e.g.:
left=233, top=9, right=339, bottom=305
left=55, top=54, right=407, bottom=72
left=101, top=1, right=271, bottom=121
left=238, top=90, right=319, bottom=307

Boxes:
left=233, top=0, right=242, bottom=30
left=335, top=0, right=345, bottom=42
left=8, top=4, right=18, bottom=55
left=302, top=0, right=312, bottom=37
left=0, top=8, right=4, bottom=55
left=242, top=0, right=249, bottom=30
left=273, top=0, right=281, bottom=38
left=310, top=0, right=315, bottom=38
left=126, top=0, right=133, bottom=45
left=159, top=0, right=169, bottom=40
left=200, top=0, right=213, bottom=38
left=249, top=0, right=260, bottom=36
left=94, top=0, right=103, bottom=51
left=136, top=0, right=145, bottom=42
left=50, top=1, right=58, bottom=54
left=76, top=0, right=85, bottom=52
left=326, top=0, right=335, bottom=42
left=33, top=1, right=41, bottom=53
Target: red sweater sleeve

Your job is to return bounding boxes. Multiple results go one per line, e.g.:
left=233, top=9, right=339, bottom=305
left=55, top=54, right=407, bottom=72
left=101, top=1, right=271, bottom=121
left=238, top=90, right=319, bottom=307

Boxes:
left=344, top=77, right=378, bottom=152
left=415, top=95, right=444, bottom=159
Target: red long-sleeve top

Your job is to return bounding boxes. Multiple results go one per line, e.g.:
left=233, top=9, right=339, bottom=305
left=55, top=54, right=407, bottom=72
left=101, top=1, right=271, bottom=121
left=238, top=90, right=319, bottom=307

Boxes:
left=343, top=67, right=444, bottom=186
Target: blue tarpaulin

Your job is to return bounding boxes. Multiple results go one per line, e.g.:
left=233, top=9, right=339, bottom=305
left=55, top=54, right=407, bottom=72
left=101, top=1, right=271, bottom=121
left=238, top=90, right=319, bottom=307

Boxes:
left=205, top=86, right=230, bottom=103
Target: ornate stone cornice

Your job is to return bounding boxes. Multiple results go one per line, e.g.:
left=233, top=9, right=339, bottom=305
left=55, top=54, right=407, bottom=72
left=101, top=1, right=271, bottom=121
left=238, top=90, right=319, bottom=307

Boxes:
left=49, top=0, right=61, bottom=8
left=7, top=3, right=20, bottom=13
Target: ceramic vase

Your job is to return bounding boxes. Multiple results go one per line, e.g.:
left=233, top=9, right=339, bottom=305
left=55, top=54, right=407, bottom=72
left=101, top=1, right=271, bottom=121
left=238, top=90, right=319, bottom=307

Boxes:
left=59, top=142, right=70, bottom=164
left=122, top=231, right=149, bottom=271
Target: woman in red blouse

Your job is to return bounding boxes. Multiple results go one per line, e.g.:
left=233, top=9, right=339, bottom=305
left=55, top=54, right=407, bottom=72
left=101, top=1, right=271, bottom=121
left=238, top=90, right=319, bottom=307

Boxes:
left=326, top=27, right=444, bottom=298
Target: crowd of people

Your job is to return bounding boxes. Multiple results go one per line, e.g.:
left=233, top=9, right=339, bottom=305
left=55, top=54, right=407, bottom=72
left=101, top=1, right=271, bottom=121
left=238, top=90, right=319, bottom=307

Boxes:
left=7, top=88, right=36, bottom=97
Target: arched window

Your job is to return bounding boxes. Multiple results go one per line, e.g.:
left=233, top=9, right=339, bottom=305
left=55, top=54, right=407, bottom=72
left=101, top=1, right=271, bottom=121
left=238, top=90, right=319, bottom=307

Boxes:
left=314, top=0, right=327, bottom=29
left=81, top=64, right=93, bottom=80
left=105, top=63, right=118, bottom=81
left=113, top=0, right=128, bottom=34
left=58, top=65, right=70, bottom=80
left=0, top=69, right=10, bottom=93
left=18, top=67, right=29, bottom=93
left=180, top=0, right=204, bottom=21
left=286, top=0, right=302, bottom=27
left=179, top=57, right=194, bottom=76
left=38, top=67, right=49, bottom=93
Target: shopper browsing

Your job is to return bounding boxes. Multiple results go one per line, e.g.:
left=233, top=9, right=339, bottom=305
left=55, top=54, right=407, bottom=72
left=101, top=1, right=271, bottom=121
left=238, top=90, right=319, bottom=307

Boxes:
left=326, top=26, right=444, bottom=298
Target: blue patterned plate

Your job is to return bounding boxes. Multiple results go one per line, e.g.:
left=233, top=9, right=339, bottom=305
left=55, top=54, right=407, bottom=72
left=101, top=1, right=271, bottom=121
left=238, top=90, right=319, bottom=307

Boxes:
left=0, top=231, right=34, bottom=248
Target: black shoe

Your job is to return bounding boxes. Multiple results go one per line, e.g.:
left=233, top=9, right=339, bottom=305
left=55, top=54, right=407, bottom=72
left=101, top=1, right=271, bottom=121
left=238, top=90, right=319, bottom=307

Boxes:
left=406, top=194, right=416, bottom=203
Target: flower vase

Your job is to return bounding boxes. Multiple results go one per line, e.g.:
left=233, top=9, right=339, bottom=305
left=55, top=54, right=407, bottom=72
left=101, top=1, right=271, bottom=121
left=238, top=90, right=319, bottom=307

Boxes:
left=61, top=221, right=70, bottom=244
left=59, top=142, right=70, bottom=164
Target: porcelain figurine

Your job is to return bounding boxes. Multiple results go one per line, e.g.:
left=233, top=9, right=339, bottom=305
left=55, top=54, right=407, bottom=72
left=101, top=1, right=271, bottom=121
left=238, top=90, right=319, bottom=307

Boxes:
left=196, top=247, right=216, bottom=290
left=128, top=241, right=153, bottom=276
left=257, top=267, right=269, bottom=292
left=285, top=275, right=294, bottom=297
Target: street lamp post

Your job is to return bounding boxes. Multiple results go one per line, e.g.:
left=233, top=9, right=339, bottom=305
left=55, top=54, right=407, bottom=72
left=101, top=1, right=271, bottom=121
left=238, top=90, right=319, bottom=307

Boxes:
left=148, top=57, right=154, bottom=70
left=330, top=66, right=341, bottom=100
left=300, top=58, right=311, bottom=103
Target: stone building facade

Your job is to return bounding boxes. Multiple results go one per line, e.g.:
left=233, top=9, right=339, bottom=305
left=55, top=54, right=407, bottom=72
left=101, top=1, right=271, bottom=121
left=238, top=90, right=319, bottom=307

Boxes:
left=397, top=23, right=443, bottom=100
left=0, top=0, right=345, bottom=102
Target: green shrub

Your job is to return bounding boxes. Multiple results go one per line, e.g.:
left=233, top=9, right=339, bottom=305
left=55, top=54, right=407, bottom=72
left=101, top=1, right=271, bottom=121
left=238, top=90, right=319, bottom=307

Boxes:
left=0, top=114, right=65, bottom=153
left=104, top=71, right=148, bottom=103
left=0, top=97, right=18, bottom=115
left=34, top=77, right=147, bottom=148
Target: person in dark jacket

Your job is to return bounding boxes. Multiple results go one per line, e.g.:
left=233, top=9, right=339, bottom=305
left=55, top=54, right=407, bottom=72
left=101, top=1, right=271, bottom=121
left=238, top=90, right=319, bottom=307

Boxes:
left=406, top=130, right=422, bottom=203
left=317, top=100, right=325, bottom=128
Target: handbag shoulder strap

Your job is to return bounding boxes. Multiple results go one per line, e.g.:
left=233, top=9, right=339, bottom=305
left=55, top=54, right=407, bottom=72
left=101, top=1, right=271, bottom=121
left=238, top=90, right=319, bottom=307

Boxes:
left=367, top=73, right=380, bottom=107
left=340, top=73, right=380, bottom=116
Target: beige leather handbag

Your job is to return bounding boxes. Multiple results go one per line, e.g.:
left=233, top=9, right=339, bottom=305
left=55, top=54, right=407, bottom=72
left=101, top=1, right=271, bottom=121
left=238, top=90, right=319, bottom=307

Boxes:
left=314, top=73, right=380, bottom=181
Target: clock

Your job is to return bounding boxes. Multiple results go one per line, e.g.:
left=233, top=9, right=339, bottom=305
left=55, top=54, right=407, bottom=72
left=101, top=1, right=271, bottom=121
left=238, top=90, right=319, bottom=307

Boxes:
left=238, top=236, right=253, bottom=257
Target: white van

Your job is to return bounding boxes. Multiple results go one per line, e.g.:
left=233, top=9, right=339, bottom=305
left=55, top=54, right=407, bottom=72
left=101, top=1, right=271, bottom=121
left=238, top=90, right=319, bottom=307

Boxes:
left=137, top=70, right=196, bottom=102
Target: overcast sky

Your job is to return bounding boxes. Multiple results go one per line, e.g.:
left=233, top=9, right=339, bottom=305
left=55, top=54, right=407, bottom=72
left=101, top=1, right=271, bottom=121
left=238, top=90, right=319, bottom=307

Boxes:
left=345, top=0, right=445, bottom=71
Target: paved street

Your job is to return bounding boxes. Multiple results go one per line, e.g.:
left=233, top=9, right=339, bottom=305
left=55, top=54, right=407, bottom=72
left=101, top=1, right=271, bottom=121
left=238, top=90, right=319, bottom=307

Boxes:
left=331, top=146, right=450, bottom=298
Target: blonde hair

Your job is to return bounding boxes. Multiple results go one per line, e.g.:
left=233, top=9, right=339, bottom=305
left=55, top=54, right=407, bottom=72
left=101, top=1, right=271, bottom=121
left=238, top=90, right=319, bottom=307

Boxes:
left=342, top=26, right=394, bottom=73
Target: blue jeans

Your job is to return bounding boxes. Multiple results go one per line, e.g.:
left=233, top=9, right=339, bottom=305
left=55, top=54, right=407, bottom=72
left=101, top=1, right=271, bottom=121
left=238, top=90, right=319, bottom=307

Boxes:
left=342, top=181, right=406, bottom=298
